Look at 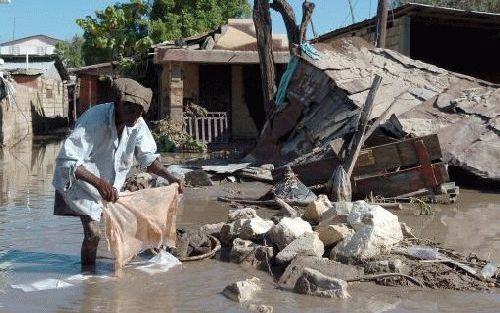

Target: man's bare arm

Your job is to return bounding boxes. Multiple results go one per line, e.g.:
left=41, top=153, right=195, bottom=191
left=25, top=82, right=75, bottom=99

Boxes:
left=146, top=159, right=184, bottom=193
left=75, top=166, right=118, bottom=202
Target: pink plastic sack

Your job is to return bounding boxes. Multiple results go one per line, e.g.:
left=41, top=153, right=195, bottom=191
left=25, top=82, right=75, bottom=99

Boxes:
left=103, top=184, right=179, bottom=272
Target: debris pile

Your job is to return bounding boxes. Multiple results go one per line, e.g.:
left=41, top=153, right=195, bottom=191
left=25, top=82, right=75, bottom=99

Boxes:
left=247, top=37, right=499, bottom=202
left=199, top=191, right=499, bottom=300
left=150, top=118, right=207, bottom=153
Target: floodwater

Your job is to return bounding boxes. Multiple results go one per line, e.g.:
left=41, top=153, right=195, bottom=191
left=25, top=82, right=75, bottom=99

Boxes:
left=0, top=139, right=499, bottom=313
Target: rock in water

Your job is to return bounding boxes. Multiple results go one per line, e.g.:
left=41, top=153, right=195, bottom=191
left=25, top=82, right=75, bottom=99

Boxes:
left=200, top=222, right=225, bottom=237
left=248, top=304, right=273, bottom=313
left=222, top=277, right=261, bottom=302
left=185, top=170, right=213, bottom=187
left=239, top=217, right=274, bottom=240
left=276, top=232, right=324, bottom=264
left=331, top=201, right=403, bottom=263
left=294, top=268, right=350, bottom=299
left=278, top=256, right=364, bottom=289
left=317, top=223, right=354, bottom=247
left=303, top=195, right=332, bottom=224
left=267, top=217, right=313, bottom=251
left=228, top=208, right=258, bottom=222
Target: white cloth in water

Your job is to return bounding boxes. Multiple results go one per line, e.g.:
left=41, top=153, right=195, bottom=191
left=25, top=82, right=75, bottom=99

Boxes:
left=11, top=279, right=74, bottom=292
left=135, top=250, right=181, bottom=275
left=52, top=103, right=159, bottom=221
left=103, top=184, right=179, bottom=272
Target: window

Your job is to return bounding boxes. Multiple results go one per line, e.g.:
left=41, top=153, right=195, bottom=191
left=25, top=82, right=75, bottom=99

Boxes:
left=46, top=88, right=53, bottom=98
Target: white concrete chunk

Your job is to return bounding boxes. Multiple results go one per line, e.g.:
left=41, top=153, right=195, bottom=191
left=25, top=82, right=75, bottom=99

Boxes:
left=276, top=232, right=324, bottom=264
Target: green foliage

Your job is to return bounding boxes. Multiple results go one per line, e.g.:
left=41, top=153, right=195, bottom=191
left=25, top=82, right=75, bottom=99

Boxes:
left=149, top=0, right=252, bottom=43
left=76, top=0, right=251, bottom=82
left=155, top=134, right=177, bottom=152
left=77, top=0, right=151, bottom=81
left=182, top=138, right=207, bottom=153
left=390, top=0, right=500, bottom=12
left=55, top=35, right=85, bottom=68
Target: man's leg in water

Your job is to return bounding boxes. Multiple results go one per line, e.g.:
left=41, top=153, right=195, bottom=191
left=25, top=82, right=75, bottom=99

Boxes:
left=80, top=215, right=101, bottom=269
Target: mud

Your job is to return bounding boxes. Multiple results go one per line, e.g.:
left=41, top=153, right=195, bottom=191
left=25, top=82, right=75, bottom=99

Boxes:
left=0, top=139, right=499, bottom=312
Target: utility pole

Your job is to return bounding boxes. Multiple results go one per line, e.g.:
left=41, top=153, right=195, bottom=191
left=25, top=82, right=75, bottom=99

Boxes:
left=347, top=0, right=355, bottom=24
left=377, top=0, right=388, bottom=48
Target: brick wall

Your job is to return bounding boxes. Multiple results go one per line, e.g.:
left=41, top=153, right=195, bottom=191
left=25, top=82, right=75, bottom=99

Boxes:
left=0, top=83, right=35, bottom=146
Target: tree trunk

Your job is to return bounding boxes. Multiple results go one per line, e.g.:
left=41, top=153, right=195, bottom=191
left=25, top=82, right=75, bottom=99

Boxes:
left=253, top=0, right=276, bottom=115
left=270, top=0, right=300, bottom=55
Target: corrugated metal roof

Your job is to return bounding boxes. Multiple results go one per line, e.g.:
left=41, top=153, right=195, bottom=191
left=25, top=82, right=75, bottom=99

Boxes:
left=0, top=61, right=61, bottom=80
left=0, top=34, right=62, bottom=47
left=315, top=3, right=500, bottom=42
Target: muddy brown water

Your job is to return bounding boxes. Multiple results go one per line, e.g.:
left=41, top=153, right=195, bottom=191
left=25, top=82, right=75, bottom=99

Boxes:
left=0, top=139, right=499, bottom=313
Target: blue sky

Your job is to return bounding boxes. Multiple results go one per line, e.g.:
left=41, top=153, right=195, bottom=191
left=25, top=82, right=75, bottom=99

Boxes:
left=0, top=0, right=379, bottom=43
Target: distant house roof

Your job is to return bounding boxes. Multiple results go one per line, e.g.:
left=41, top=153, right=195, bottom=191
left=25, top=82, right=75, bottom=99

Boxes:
left=315, top=3, right=500, bottom=42
left=0, top=34, right=62, bottom=47
left=154, top=19, right=290, bottom=64
left=70, top=61, right=117, bottom=76
left=0, top=61, right=61, bottom=80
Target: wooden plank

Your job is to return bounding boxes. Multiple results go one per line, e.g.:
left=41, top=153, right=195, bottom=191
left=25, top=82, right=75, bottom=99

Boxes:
left=214, top=117, right=218, bottom=142
left=194, top=117, right=199, bottom=141
left=353, top=134, right=442, bottom=175
left=353, top=162, right=448, bottom=198
left=208, top=117, right=212, bottom=143
left=273, top=135, right=442, bottom=185
left=201, top=117, right=206, bottom=143
left=154, top=48, right=290, bottom=65
left=413, top=139, right=438, bottom=187
left=224, top=114, right=229, bottom=143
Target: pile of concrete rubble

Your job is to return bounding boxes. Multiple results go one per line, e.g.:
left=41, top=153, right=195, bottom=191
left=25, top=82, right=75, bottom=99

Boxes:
left=196, top=197, right=499, bottom=303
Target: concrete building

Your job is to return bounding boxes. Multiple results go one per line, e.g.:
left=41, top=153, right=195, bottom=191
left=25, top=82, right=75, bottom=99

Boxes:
left=153, top=19, right=290, bottom=142
left=0, top=35, right=68, bottom=130
left=314, top=3, right=500, bottom=83
left=0, top=62, right=67, bottom=119
left=0, top=34, right=61, bottom=59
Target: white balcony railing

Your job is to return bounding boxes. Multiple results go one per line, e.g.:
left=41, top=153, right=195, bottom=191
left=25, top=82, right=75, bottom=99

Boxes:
left=184, top=112, right=229, bottom=143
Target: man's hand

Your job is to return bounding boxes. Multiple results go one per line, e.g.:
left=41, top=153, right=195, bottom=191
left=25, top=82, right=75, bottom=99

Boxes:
left=95, top=179, right=119, bottom=203
left=75, top=166, right=118, bottom=202
left=147, top=158, right=185, bottom=194
left=175, top=180, right=185, bottom=194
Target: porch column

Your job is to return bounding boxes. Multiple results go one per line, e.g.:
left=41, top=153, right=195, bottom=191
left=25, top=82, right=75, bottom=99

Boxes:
left=161, top=62, right=184, bottom=122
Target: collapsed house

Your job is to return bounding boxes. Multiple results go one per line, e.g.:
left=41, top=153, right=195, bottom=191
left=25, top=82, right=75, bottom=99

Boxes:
left=248, top=37, right=499, bottom=199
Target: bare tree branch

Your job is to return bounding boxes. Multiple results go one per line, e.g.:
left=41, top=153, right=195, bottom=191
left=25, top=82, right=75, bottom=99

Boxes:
left=299, top=1, right=316, bottom=43
left=270, top=0, right=300, bottom=54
